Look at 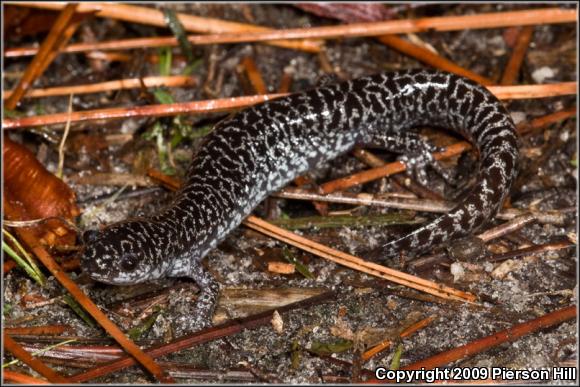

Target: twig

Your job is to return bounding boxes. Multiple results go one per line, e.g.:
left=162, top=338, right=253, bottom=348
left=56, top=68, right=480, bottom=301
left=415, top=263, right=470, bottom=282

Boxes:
left=5, top=4, right=80, bottom=109
left=3, top=75, right=198, bottom=100
left=364, top=305, right=576, bottom=383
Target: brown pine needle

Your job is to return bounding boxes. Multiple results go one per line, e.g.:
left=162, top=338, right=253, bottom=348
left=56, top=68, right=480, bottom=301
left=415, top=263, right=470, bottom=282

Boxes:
left=517, top=105, right=577, bottom=135
left=363, top=305, right=576, bottom=383
left=240, top=57, right=268, bottom=95
left=3, top=75, right=198, bottom=100
left=3, top=93, right=287, bottom=130
left=146, top=169, right=476, bottom=304
left=4, top=325, right=71, bottom=336
left=3, top=82, right=575, bottom=130
left=15, top=2, right=322, bottom=53
left=487, top=82, right=576, bottom=99
left=2, top=370, right=51, bottom=385
left=362, top=316, right=436, bottom=362
left=5, top=8, right=575, bottom=57
left=5, top=4, right=79, bottom=109
left=500, top=26, right=535, bottom=85
left=244, top=215, right=477, bottom=304
left=3, top=333, right=70, bottom=383
left=320, top=142, right=472, bottom=194
left=377, top=35, right=493, bottom=86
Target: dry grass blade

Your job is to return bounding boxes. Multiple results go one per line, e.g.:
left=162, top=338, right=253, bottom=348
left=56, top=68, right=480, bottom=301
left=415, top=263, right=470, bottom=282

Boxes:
left=243, top=216, right=477, bottom=304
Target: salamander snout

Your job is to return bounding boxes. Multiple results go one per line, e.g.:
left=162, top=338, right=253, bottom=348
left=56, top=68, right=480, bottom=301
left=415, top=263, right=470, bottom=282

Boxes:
left=80, top=223, right=165, bottom=285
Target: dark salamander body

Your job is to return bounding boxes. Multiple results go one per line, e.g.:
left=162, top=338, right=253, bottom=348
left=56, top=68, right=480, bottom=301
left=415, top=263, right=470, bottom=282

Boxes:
left=81, top=70, right=519, bottom=329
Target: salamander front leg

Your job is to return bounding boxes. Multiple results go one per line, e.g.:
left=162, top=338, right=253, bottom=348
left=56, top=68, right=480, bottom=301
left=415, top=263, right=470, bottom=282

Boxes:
left=366, top=130, right=457, bottom=186
left=170, top=255, right=220, bottom=335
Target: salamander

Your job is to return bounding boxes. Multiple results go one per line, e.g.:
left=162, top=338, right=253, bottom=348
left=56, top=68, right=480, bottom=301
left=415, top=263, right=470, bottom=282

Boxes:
left=81, top=69, right=519, bottom=330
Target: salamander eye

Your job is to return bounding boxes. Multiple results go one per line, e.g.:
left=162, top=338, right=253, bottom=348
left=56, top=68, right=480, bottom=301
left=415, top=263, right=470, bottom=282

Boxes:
left=119, top=253, right=139, bottom=271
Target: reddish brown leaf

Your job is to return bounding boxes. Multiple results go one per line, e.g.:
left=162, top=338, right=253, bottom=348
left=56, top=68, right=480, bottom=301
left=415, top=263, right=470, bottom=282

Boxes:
left=3, top=136, right=79, bottom=246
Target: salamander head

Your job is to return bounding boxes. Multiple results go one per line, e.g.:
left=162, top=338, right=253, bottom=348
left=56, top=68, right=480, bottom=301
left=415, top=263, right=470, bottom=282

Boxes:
left=80, top=221, right=171, bottom=285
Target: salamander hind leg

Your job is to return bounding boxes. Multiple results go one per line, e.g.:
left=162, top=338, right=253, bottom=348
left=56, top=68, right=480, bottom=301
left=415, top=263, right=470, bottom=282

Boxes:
left=169, top=254, right=220, bottom=335
left=365, top=130, right=456, bottom=186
